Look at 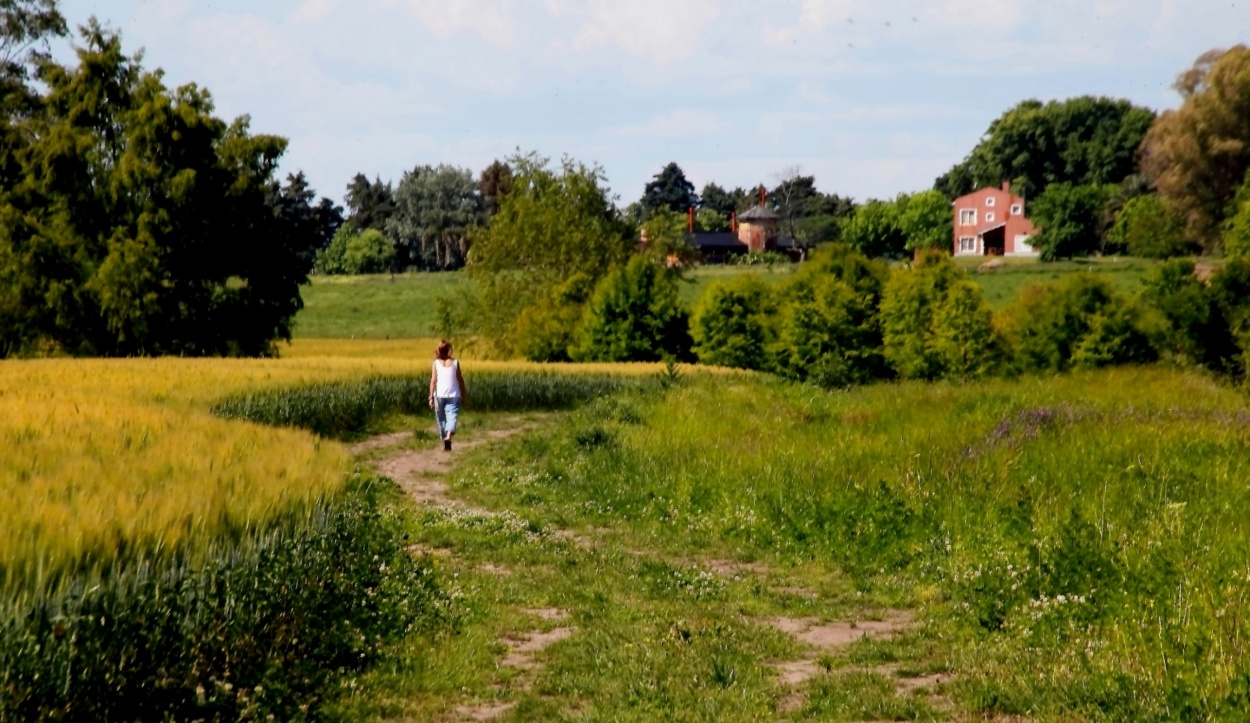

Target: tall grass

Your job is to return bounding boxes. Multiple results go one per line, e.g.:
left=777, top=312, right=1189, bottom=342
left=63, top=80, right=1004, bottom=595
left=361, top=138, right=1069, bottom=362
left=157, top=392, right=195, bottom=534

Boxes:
left=0, top=477, right=444, bottom=721
left=483, top=366, right=1250, bottom=719
left=213, top=371, right=643, bottom=438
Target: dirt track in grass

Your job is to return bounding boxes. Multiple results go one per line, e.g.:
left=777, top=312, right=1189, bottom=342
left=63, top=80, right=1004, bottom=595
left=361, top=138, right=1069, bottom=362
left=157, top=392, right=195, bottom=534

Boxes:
left=354, top=421, right=954, bottom=722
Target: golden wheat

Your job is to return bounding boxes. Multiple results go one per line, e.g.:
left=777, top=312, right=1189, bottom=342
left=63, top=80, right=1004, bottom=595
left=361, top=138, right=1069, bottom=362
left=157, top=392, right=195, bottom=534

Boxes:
left=0, top=350, right=676, bottom=576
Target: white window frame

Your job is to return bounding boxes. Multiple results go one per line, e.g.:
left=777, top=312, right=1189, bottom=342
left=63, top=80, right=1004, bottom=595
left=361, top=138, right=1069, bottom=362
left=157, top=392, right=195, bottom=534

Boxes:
left=959, top=209, right=976, bottom=226
left=958, top=236, right=976, bottom=253
left=985, top=197, right=996, bottom=207
left=986, top=212, right=996, bottom=223
left=1010, top=204, right=1022, bottom=216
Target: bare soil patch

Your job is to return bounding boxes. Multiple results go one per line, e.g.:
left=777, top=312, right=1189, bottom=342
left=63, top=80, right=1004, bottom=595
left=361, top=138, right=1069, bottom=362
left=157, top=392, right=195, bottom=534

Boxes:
left=767, top=611, right=919, bottom=709
left=453, top=701, right=516, bottom=721
left=703, top=558, right=771, bottom=579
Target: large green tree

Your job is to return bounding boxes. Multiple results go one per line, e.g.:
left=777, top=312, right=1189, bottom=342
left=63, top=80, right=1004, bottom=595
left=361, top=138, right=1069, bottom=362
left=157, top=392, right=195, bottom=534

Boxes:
left=0, top=0, right=66, bottom=117
left=898, top=190, right=952, bottom=252
left=1029, top=183, right=1113, bottom=260
left=841, top=198, right=907, bottom=258
left=641, top=162, right=698, bottom=216
left=0, top=22, right=321, bottom=357
left=573, top=256, right=691, bottom=362
left=388, top=163, right=484, bottom=271
left=936, top=96, right=1155, bottom=200
left=467, top=152, right=632, bottom=357
left=1142, top=46, right=1250, bottom=251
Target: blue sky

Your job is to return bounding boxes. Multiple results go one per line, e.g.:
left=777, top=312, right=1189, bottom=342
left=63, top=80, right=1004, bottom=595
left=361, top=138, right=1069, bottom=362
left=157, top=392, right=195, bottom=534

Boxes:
left=57, top=0, right=1250, bottom=207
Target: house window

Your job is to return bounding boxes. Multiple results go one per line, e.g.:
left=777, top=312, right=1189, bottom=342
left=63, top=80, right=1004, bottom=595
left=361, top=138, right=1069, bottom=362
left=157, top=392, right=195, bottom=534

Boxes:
left=1011, top=204, right=1022, bottom=216
left=959, top=237, right=976, bottom=253
left=986, top=212, right=996, bottom=223
left=986, top=197, right=996, bottom=207
left=959, top=209, right=976, bottom=226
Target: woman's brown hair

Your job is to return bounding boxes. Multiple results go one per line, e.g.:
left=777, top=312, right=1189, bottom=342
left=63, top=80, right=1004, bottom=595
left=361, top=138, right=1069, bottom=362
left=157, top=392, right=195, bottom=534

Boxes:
left=436, top=340, right=453, bottom=360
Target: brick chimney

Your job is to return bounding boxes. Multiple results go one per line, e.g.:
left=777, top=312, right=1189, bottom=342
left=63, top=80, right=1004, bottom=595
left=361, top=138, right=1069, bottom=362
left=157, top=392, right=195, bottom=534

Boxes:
left=688, top=206, right=695, bottom=234
left=1002, top=181, right=1011, bottom=193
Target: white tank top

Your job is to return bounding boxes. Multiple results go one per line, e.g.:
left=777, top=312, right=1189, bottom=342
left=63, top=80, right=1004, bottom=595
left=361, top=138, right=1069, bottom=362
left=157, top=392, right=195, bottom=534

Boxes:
left=434, top=359, right=461, bottom=398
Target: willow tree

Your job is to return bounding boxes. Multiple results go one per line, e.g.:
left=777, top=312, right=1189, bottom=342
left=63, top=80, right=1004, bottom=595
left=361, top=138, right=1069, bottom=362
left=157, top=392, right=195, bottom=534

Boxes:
left=1142, top=46, right=1250, bottom=252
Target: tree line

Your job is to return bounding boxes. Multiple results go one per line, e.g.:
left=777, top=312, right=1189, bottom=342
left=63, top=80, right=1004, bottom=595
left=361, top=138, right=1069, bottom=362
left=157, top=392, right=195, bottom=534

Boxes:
left=5, top=0, right=1250, bottom=360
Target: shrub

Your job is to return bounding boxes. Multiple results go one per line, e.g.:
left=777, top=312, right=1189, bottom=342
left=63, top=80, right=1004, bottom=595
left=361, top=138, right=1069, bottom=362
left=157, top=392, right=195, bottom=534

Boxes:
left=1224, top=196, right=1250, bottom=259
left=1207, top=256, right=1250, bottom=378
left=315, top=227, right=396, bottom=275
left=1141, top=259, right=1235, bottom=368
left=776, top=244, right=889, bottom=386
left=880, top=250, right=1003, bottom=380
left=691, top=276, right=778, bottom=371
left=510, top=273, right=594, bottom=362
left=1107, top=195, right=1195, bottom=258
left=573, top=256, right=692, bottom=363
left=343, top=229, right=396, bottom=274
left=1002, top=273, right=1162, bottom=372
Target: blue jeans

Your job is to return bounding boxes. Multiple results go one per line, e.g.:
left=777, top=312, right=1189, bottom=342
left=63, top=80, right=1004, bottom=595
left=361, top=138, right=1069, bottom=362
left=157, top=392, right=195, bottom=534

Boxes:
left=434, top=397, right=460, bottom=440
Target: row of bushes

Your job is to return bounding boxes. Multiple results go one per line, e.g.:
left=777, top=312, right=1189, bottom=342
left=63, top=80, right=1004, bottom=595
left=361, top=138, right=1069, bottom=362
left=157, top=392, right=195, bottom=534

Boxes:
left=553, top=243, right=1250, bottom=387
left=698, top=248, right=1250, bottom=386
left=0, top=477, right=444, bottom=721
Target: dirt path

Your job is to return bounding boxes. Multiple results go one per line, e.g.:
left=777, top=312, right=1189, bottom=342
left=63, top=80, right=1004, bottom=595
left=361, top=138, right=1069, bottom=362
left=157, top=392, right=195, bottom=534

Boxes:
left=355, top=421, right=948, bottom=721
left=358, top=420, right=570, bottom=722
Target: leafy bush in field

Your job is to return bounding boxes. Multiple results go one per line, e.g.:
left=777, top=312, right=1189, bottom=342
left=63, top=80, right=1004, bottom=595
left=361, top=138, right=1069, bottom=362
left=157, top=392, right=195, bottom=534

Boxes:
left=316, top=227, right=395, bottom=275
left=690, top=276, right=778, bottom=371
left=880, top=250, right=1003, bottom=380
left=1107, top=194, right=1195, bottom=258
left=1142, top=259, right=1238, bottom=369
left=1207, top=256, right=1250, bottom=378
left=1002, top=273, right=1162, bottom=372
left=509, top=273, right=594, bottom=362
left=0, top=477, right=445, bottom=721
left=574, top=256, right=692, bottom=363
left=775, top=244, right=889, bottom=386
left=213, top=371, right=640, bottom=438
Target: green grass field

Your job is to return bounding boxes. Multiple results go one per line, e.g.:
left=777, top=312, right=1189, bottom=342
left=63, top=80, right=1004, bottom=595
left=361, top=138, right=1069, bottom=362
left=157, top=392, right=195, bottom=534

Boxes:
left=328, top=365, right=1250, bottom=720
left=295, top=272, right=469, bottom=339
left=293, top=258, right=1164, bottom=340
left=952, top=255, right=1161, bottom=307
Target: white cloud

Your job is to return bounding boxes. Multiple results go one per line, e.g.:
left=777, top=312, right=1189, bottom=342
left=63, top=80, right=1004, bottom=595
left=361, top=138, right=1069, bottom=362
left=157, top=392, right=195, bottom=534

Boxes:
left=764, top=0, right=855, bottom=46
left=611, top=109, right=733, bottom=137
left=549, top=0, right=721, bottom=64
left=396, top=0, right=518, bottom=47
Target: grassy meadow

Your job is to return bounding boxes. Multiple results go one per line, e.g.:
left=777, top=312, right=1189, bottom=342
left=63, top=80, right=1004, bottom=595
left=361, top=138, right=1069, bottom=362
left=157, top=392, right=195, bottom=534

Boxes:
left=335, top=365, right=1250, bottom=721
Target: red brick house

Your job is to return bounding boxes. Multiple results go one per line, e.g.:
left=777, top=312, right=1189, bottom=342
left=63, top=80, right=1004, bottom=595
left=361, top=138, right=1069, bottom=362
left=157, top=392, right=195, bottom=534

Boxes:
left=952, top=182, right=1039, bottom=257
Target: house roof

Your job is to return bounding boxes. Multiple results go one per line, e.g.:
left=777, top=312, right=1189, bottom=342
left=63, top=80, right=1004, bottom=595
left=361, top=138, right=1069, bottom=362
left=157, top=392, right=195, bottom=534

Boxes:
left=738, top=205, right=779, bottom=221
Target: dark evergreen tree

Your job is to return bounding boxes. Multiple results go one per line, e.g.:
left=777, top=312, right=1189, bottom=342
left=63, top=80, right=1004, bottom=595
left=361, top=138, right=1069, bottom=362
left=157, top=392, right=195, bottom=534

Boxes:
left=344, top=173, right=395, bottom=233
left=479, top=159, right=512, bottom=216
left=641, top=162, right=698, bottom=216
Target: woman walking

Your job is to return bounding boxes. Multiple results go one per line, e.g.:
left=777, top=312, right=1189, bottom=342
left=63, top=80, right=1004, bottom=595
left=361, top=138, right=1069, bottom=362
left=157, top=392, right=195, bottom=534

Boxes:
left=428, top=340, right=467, bottom=451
